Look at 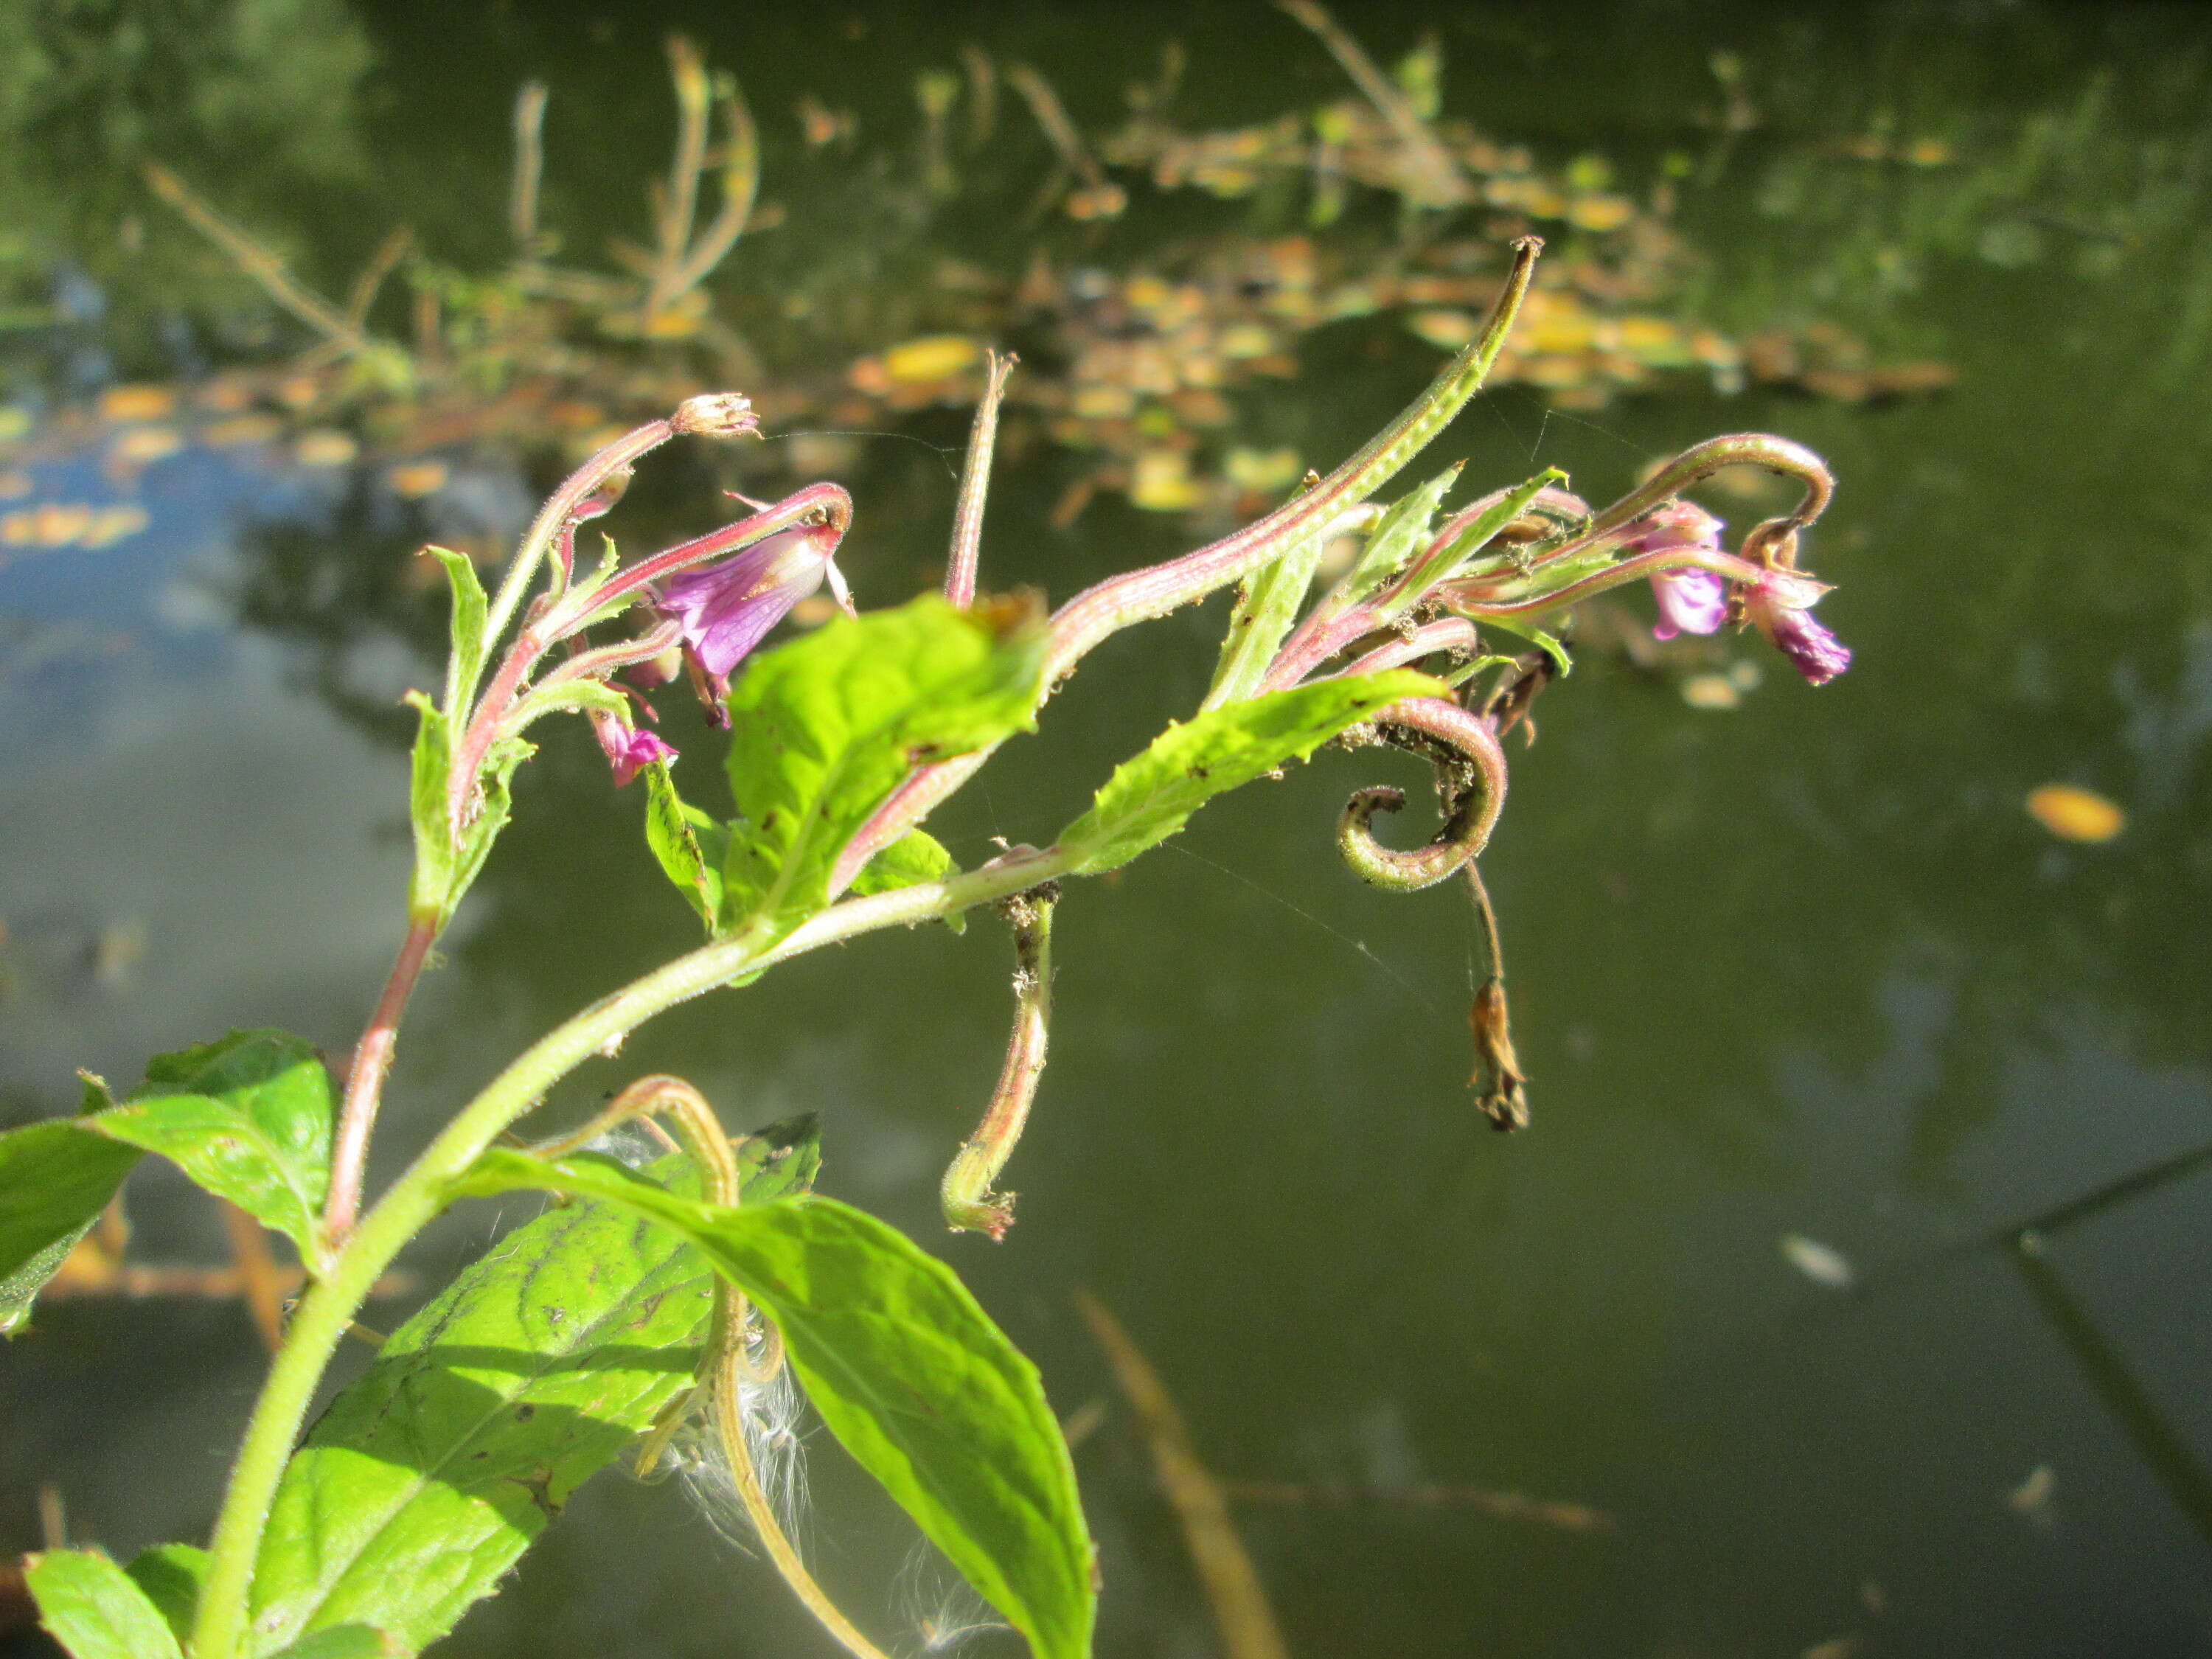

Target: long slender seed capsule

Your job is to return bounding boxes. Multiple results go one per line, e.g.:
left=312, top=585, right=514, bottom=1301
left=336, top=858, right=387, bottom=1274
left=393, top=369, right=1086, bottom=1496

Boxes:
left=945, top=351, right=1018, bottom=609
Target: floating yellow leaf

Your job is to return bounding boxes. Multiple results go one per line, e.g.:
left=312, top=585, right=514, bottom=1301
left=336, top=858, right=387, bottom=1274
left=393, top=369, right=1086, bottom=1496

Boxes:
left=387, top=460, right=449, bottom=498
left=294, top=430, right=358, bottom=467
left=109, top=426, right=184, bottom=465
left=881, top=334, right=984, bottom=384
left=1129, top=449, right=1201, bottom=512
left=100, top=384, right=177, bottom=422
left=1405, top=309, right=1477, bottom=351
left=2026, top=784, right=2124, bottom=844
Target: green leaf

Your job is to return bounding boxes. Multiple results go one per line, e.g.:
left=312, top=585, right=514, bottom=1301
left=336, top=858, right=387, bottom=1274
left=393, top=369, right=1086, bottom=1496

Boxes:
left=1385, top=467, right=1568, bottom=615
left=247, top=1122, right=820, bottom=1657
left=1203, top=532, right=1327, bottom=712
left=0, top=1120, right=143, bottom=1336
left=1057, top=669, right=1443, bottom=874
left=89, top=1030, right=335, bottom=1267
left=642, top=758, right=723, bottom=930
left=448, top=734, right=534, bottom=922
left=124, top=1543, right=207, bottom=1649
left=849, top=827, right=953, bottom=897
left=453, top=1149, right=1095, bottom=1659
left=403, top=692, right=455, bottom=918
left=25, top=1548, right=183, bottom=1659
left=265, top=1626, right=403, bottom=1659
left=426, top=546, right=488, bottom=718
left=1329, top=465, right=1460, bottom=608
left=721, top=594, right=1047, bottom=941
left=1478, top=612, right=1574, bottom=675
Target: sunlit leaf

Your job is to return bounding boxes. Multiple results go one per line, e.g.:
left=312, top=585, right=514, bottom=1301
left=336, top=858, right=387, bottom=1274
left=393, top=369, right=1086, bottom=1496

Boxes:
left=0, top=1120, right=143, bottom=1336
left=402, top=692, right=454, bottom=918
left=25, top=1548, right=182, bottom=1659
left=1204, top=532, right=1326, bottom=711
left=265, top=1624, right=403, bottom=1658
left=2025, top=783, right=2125, bottom=844
left=1057, top=669, right=1442, bottom=874
left=721, top=594, right=1047, bottom=940
left=641, top=758, right=724, bottom=929
left=452, top=1148, right=1095, bottom=1659
left=849, top=827, right=955, bottom=896
left=425, top=545, right=487, bottom=718
left=247, top=1124, right=818, bottom=1658
left=123, top=1543, right=206, bottom=1650
left=89, top=1030, right=335, bottom=1267
left=1332, top=465, right=1458, bottom=606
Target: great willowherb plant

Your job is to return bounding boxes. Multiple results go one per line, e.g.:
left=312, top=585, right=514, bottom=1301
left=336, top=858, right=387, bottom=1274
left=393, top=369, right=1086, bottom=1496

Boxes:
left=1, top=237, right=1851, bottom=1659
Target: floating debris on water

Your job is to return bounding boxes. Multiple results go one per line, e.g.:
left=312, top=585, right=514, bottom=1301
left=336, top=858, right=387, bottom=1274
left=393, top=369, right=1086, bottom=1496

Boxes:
left=2025, top=783, right=2125, bottom=844
left=1680, top=672, right=1741, bottom=710
left=2007, top=1462, right=2058, bottom=1528
left=1780, top=1232, right=1857, bottom=1290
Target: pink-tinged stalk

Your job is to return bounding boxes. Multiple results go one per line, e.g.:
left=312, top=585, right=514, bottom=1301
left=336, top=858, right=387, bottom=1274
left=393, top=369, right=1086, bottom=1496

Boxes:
left=945, top=351, right=1017, bottom=609
left=1534, top=434, right=1832, bottom=571
left=1336, top=695, right=1509, bottom=891
left=324, top=912, right=438, bottom=1244
left=1336, top=617, right=1485, bottom=679
left=1444, top=543, right=1770, bottom=619
left=840, top=241, right=1543, bottom=897
left=1043, top=239, right=1542, bottom=684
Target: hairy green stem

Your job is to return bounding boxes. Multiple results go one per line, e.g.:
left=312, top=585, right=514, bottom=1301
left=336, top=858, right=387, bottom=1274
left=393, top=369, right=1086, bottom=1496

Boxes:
left=190, top=843, right=1073, bottom=1659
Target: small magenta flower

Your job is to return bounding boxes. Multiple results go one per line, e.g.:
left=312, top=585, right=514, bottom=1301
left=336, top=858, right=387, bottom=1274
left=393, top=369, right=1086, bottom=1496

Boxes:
left=655, top=520, right=855, bottom=706
left=1620, top=501, right=1728, bottom=639
left=1649, top=567, right=1728, bottom=639
left=1742, top=568, right=1852, bottom=685
left=595, top=720, right=677, bottom=787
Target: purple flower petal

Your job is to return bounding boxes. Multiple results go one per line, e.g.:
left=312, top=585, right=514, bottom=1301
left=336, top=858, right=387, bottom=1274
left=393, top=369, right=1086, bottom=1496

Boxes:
left=656, top=525, right=843, bottom=681
left=599, top=723, right=677, bottom=787
left=1649, top=567, right=1728, bottom=639
left=1745, top=575, right=1852, bottom=685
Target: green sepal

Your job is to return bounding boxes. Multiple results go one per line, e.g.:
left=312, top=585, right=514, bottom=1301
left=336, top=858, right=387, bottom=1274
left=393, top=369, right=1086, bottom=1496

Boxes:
left=448, top=734, right=535, bottom=921
left=721, top=594, right=1047, bottom=942
left=1057, top=669, right=1443, bottom=874
left=1203, top=532, right=1327, bottom=711
left=25, top=1548, right=184, bottom=1659
left=451, top=1147, right=1096, bottom=1659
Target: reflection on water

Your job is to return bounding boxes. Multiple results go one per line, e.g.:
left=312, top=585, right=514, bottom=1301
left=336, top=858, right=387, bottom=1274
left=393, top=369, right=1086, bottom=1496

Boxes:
left=4, top=4, right=2211, bottom=1658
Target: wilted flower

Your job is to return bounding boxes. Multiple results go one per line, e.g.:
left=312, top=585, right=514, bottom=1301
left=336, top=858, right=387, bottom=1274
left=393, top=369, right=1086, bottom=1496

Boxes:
left=595, top=720, right=677, bottom=787
left=655, top=521, right=854, bottom=706
left=1742, top=569, right=1852, bottom=685
left=670, top=392, right=761, bottom=439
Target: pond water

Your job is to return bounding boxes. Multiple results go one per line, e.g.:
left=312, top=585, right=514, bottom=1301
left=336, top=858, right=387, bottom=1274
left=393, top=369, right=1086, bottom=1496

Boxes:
left=3, top=3, right=2209, bottom=1657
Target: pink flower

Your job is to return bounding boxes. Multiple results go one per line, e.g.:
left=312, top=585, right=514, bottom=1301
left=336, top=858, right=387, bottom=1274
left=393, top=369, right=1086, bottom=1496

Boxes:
left=1742, top=570, right=1852, bottom=685
left=655, top=521, right=854, bottom=697
left=1619, top=501, right=1728, bottom=639
left=597, top=721, right=677, bottom=787
left=1649, top=568, right=1728, bottom=639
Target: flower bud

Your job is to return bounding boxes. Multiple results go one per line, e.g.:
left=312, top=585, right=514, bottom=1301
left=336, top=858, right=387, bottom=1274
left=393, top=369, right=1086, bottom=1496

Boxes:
left=596, top=722, right=677, bottom=787
left=671, top=392, right=761, bottom=439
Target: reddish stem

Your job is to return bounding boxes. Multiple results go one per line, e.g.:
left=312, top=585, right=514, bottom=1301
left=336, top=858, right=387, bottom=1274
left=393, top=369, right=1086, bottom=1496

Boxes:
left=324, top=911, right=439, bottom=1245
